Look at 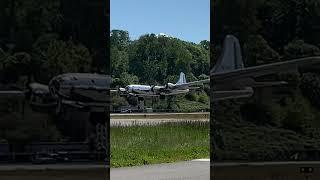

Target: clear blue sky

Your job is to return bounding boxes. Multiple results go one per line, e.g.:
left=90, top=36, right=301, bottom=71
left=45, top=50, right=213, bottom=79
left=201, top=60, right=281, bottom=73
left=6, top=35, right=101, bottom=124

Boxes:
left=111, top=0, right=210, bottom=43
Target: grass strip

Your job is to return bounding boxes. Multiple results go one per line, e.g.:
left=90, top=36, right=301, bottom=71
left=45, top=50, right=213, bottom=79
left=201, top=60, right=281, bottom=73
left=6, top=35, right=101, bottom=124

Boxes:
left=110, top=121, right=209, bottom=168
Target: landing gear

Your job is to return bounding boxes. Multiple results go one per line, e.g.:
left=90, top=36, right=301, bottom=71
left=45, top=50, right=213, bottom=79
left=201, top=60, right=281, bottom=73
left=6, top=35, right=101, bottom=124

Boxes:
left=89, top=112, right=108, bottom=162
left=160, top=94, right=165, bottom=100
left=138, top=97, right=144, bottom=101
left=55, top=99, right=63, bottom=116
left=95, top=122, right=108, bottom=152
left=127, top=96, right=138, bottom=106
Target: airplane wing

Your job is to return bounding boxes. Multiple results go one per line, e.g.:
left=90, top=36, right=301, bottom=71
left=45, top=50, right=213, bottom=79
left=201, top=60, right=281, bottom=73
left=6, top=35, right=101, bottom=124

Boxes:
left=213, top=88, right=254, bottom=101
left=128, top=93, right=160, bottom=97
left=173, top=79, right=210, bottom=89
left=211, top=57, right=320, bottom=90
left=0, top=91, right=25, bottom=99
left=211, top=35, right=320, bottom=91
left=183, top=79, right=210, bottom=86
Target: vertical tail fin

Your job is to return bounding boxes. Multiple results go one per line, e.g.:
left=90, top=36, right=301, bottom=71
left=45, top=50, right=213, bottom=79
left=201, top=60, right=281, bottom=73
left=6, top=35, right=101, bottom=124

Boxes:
left=176, top=72, right=187, bottom=85
left=211, top=35, right=244, bottom=74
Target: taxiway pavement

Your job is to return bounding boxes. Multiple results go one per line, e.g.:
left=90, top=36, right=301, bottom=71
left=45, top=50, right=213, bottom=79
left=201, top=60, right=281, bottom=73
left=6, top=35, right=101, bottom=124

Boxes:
left=110, top=159, right=210, bottom=180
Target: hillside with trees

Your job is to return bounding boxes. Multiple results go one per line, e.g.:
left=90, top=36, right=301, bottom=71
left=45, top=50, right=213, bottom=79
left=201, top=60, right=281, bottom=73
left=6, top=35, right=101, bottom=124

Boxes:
left=110, top=30, right=210, bottom=112
left=0, top=0, right=107, bottom=143
left=212, top=0, right=320, bottom=161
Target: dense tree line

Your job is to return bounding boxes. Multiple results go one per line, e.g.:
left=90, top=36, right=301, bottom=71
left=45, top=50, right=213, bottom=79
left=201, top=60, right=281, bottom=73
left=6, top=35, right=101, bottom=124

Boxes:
left=0, top=0, right=107, bottom=85
left=213, top=0, right=320, bottom=128
left=212, top=0, right=320, bottom=160
left=110, top=30, right=210, bottom=111
left=0, top=0, right=107, bottom=143
left=111, top=30, right=210, bottom=87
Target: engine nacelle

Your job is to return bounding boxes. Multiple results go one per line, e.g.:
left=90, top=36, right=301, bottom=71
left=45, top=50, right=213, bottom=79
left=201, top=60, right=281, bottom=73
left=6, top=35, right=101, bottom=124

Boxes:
left=166, top=83, right=175, bottom=89
left=28, top=83, right=56, bottom=112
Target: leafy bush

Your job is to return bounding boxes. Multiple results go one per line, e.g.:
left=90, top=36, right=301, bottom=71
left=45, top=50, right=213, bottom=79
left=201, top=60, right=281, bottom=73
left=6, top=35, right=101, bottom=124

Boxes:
left=111, top=95, right=129, bottom=110
left=198, top=92, right=209, bottom=104
left=284, top=40, right=320, bottom=59
left=177, top=98, right=209, bottom=112
left=243, top=35, right=280, bottom=66
left=300, top=73, right=320, bottom=109
left=185, top=93, right=198, bottom=101
left=240, top=102, right=274, bottom=125
left=280, top=95, right=314, bottom=133
left=281, top=111, right=304, bottom=132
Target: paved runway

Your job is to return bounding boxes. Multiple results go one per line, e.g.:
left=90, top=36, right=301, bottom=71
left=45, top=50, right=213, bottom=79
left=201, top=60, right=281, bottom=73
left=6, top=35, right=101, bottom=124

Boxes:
left=110, top=159, right=210, bottom=180
left=111, top=118, right=209, bottom=126
left=111, top=112, right=209, bottom=117
left=212, top=161, right=320, bottom=179
left=110, top=112, right=209, bottom=127
left=212, top=161, right=320, bottom=166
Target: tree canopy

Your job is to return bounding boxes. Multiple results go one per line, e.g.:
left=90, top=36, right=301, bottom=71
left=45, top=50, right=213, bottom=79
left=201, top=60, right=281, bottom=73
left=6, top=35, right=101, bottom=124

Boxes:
left=212, top=0, right=320, bottom=160
left=0, top=0, right=107, bottom=142
left=110, top=30, right=209, bottom=86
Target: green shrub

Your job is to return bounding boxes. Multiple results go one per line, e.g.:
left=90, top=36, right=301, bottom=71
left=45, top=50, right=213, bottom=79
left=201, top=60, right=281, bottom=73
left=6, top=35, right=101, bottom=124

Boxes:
left=185, top=93, right=198, bottom=101
left=198, top=92, right=209, bottom=104
left=281, top=111, right=304, bottom=132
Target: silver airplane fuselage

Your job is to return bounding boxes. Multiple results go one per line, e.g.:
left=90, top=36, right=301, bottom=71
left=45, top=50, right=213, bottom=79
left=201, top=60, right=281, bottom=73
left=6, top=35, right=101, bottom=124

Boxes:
left=122, top=84, right=189, bottom=96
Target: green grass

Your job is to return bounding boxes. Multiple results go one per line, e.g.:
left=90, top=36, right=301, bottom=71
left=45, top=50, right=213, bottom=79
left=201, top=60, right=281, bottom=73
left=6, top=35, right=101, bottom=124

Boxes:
left=213, top=95, right=320, bottom=162
left=110, top=121, right=209, bottom=168
left=214, top=117, right=320, bottom=161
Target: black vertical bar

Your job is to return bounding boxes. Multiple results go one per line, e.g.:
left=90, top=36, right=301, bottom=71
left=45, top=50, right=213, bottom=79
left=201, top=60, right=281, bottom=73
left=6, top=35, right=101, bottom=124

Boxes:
left=105, top=0, right=111, bottom=178
left=210, top=0, right=215, bottom=179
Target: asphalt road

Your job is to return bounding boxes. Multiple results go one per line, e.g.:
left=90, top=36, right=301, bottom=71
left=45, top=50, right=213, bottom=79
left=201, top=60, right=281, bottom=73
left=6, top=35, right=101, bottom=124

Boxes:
left=110, top=159, right=210, bottom=180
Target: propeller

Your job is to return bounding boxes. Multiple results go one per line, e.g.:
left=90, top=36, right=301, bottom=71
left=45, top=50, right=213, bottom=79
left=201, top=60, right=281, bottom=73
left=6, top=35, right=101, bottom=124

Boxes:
left=0, top=82, right=29, bottom=119
left=151, top=85, right=156, bottom=92
left=118, top=87, right=127, bottom=96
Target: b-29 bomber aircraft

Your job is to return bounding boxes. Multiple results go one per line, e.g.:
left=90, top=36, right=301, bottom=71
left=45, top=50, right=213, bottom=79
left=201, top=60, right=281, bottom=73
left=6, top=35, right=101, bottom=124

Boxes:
left=113, top=72, right=209, bottom=100
left=16, top=73, right=111, bottom=117
left=0, top=73, right=110, bottom=151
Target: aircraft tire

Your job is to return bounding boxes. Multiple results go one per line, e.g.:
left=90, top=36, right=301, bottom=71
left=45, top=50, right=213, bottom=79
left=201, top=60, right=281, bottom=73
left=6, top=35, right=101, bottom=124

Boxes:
left=160, top=95, right=165, bottom=100
left=55, top=98, right=63, bottom=116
